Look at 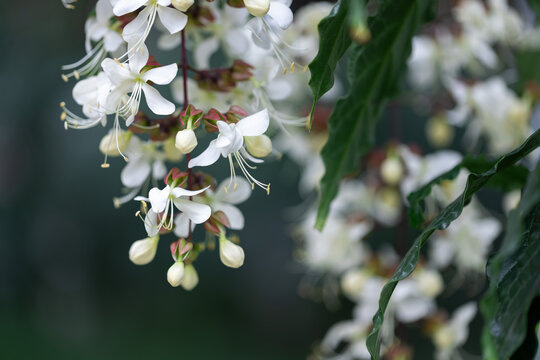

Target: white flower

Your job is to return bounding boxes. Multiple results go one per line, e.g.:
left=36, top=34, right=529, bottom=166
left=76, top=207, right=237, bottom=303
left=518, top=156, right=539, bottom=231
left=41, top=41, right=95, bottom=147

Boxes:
left=167, top=261, right=185, bottom=287
left=129, top=236, right=159, bottom=265
left=188, top=109, right=271, bottom=193
left=61, top=71, right=112, bottom=130
left=137, top=185, right=212, bottom=237
left=380, top=156, right=404, bottom=186
left=175, top=129, right=198, bottom=154
left=181, top=264, right=199, bottom=290
left=298, top=211, right=372, bottom=274
left=113, top=0, right=188, bottom=57
left=219, top=237, right=245, bottom=268
left=61, top=0, right=123, bottom=80
left=392, top=278, right=436, bottom=323
left=433, top=302, right=477, bottom=360
left=429, top=204, right=501, bottom=272
left=399, top=146, right=463, bottom=202
left=99, top=129, right=131, bottom=156
left=174, top=177, right=252, bottom=237
left=102, top=44, right=178, bottom=126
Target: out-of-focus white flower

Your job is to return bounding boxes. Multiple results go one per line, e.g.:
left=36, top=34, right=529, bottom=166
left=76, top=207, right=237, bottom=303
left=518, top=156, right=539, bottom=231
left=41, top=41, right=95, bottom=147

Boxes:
left=413, top=268, right=444, bottom=298
left=429, top=204, right=501, bottom=272
left=392, top=278, right=436, bottom=323
left=129, top=236, right=159, bottom=265
left=341, top=269, right=371, bottom=299
left=432, top=302, right=477, bottom=360
left=503, top=189, right=521, bottom=213
left=399, top=146, right=462, bottom=202
left=62, top=0, right=123, bottom=81
left=298, top=211, right=372, bottom=275
left=189, top=109, right=271, bottom=192
left=175, top=129, right=198, bottom=154
left=219, top=236, right=245, bottom=268
left=171, top=78, right=235, bottom=112
left=167, top=261, right=185, bottom=287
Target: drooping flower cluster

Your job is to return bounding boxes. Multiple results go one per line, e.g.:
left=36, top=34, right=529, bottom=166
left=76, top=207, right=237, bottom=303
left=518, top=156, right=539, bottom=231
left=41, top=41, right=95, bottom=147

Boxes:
left=60, top=0, right=319, bottom=290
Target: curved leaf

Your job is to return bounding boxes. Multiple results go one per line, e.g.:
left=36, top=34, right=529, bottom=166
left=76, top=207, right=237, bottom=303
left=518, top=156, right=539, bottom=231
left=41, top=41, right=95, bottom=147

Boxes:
left=315, top=0, right=436, bottom=230
left=407, top=156, right=529, bottom=229
left=481, top=160, right=540, bottom=359
left=308, top=0, right=352, bottom=129
left=366, top=129, right=540, bottom=359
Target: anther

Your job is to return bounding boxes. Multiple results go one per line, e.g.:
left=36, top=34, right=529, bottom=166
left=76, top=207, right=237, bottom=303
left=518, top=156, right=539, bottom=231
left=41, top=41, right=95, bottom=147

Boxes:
left=266, top=184, right=271, bottom=195
left=59, top=101, right=66, bottom=108
left=74, top=71, right=80, bottom=80
left=60, top=112, right=67, bottom=121
left=61, top=74, right=68, bottom=82
left=101, top=163, right=110, bottom=168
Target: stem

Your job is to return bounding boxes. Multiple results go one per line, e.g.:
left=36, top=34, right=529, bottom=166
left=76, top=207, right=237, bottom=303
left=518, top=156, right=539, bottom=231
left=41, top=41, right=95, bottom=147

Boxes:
left=180, top=29, right=194, bottom=242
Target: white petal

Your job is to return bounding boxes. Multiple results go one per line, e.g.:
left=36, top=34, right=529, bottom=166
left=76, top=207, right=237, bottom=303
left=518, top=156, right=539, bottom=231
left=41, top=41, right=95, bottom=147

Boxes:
left=152, top=160, right=167, bottom=180
left=213, top=203, right=244, bottom=230
left=173, top=213, right=196, bottom=237
left=267, top=2, right=293, bottom=29
left=194, top=36, right=220, bottom=69
left=121, top=157, right=151, bottom=188
left=173, top=199, right=211, bottom=224
left=144, top=210, right=160, bottom=237
left=236, top=109, right=269, bottom=136
left=148, top=186, right=171, bottom=213
left=171, top=185, right=211, bottom=198
left=101, top=58, right=133, bottom=85
left=224, top=29, right=250, bottom=55
left=123, top=7, right=152, bottom=36
left=104, top=31, right=124, bottom=52
left=142, top=64, right=178, bottom=85
left=215, top=177, right=252, bottom=204
left=129, top=43, right=150, bottom=74
left=113, top=0, right=148, bottom=16
left=157, top=5, right=188, bottom=34
left=142, top=83, right=176, bottom=115
left=188, top=140, right=221, bottom=168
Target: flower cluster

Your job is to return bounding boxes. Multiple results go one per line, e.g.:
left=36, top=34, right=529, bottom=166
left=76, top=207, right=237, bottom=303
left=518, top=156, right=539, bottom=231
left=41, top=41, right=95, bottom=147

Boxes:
left=60, top=0, right=324, bottom=290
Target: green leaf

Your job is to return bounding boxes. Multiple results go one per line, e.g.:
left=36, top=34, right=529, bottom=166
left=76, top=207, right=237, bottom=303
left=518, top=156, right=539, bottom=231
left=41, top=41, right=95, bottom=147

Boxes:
left=307, top=0, right=352, bottom=129
left=407, top=156, right=529, bottom=229
left=366, top=129, right=540, bottom=359
left=481, top=160, right=540, bottom=360
left=315, top=0, right=436, bottom=230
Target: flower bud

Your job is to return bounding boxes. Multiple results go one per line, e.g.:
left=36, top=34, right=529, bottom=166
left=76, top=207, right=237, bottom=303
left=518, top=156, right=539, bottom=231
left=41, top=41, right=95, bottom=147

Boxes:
left=243, top=0, right=270, bottom=17
left=175, top=129, right=198, bottom=154
left=181, top=264, right=199, bottom=291
left=129, top=237, right=159, bottom=265
left=167, top=261, right=185, bottom=287
left=380, top=156, right=404, bottom=186
left=341, top=269, right=369, bottom=297
left=164, top=136, right=184, bottom=162
left=172, top=0, right=194, bottom=12
left=415, top=269, right=443, bottom=298
left=99, top=130, right=130, bottom=156
left=245, top=135, right=272, bottom=158
left=219, top=238, right=245, bottom=268
left=433, top=325, right=455, bottom=350
left=426, top=115, right=454, bottom=148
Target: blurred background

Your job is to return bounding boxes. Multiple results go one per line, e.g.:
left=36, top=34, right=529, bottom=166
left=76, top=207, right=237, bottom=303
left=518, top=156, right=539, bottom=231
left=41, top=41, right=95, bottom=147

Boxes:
left=0, top=1, right=354, bottom=359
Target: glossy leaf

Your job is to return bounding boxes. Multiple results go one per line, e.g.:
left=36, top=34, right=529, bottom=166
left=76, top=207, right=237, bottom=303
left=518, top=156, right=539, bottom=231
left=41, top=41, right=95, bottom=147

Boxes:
left=307, top=0, right=352, bottom=129
left=366, top=129, right=540, bottom=359
left=407, top=156, right=529, bottom=229
left=315, top=0, right=436, bottom=230
left=480, top=160, right=540, bottom=360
